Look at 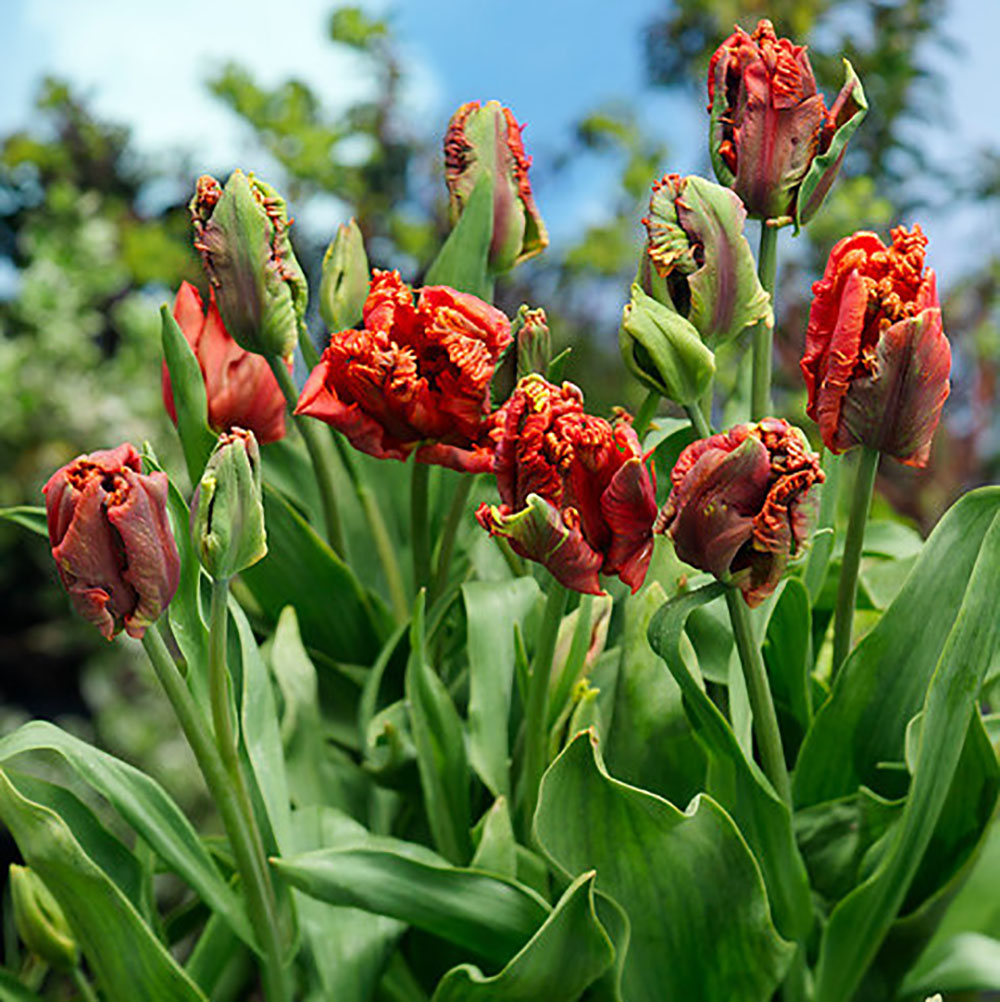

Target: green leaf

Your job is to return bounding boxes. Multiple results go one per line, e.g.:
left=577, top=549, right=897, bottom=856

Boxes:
left=430, top=872, right=617, bottom=1002
left=272, top=843, right=549, bottom=966
left=470, top=797, right=518, bottom=879
left=811, top=501, right=1000, bottom=1002
left=647, top=583, right=812, bottom=943
left=762, top=579, right=812, bottom=737
left=463, top=578, right=541, bottom=799
left=406, top=592, right=473, bottom=864
left=0, top=969, right=45, bottom=1002
left=240, top=484, right=385, bottom=666
left=605, top=581, right=707, bottom=807
left=0, top=721, right=255, bottom=952
left=0, top=769, right=207, bottom=1002
left=898, top=932, right=1000, bottom=998
left=425, top=172, right=493, bottom=298
left=535, top=731, right=794, bottom=1001
left=0, top=506, right=47, bottom=538
left=160, top=303, right=216, bottom=485
left=795, top=488, right=1000, bottom=807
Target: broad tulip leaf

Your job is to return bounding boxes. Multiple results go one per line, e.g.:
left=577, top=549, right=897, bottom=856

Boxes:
left=185, top=913, right=250, bottom=998
left=795, top=487, right=1000, bottom=807
left=812, top=502, right=1000, bottom=1002
left=0, top=970, right=45, bottom=1002
left=425, top=172, right=493, bottom=299
left=898, top=933, right=1000, bottom=998
left=605, top=581, right=707, bottom=807
left=241, top=484, right=385, bottom=666
left=470, top=797, right=518, bottom=879
left=406, top=592, right=473, bottom=864
left=272, top=842, right=549, bottom=966
left=0, top=770, right=207, bottom=1002
left=647, top=582, right=812, bottom=943
left=463, top=578, right=541, bottom=799
left=430, top=872, right=618, bottom=1002
left=762, top=578, right=813, bottom=737
left=0, top=506, right=47, bottom=538
left=535, top=731, right=793, bottom=1001
left=0, top=721, right=255, bottom=952
left=160, top=304, right=216, bottom=486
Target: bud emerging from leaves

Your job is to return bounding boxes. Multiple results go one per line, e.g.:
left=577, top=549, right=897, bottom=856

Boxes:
left=513, top=304, right=551, bottom=378
left=192, top=429, right=267, bottom=580
left=801, top=225, right=950, bottom=467
left=444, top=100, right=548, bottom=272
left=10, top=866, right=78, bottom=971
left=707, top=19, right=867, bottom=225
left=43, top=444, right=179, bottom=640
left=319, top=218, right=370, bottom=332
left=656, top=419, right=823, bottom=607
left=190, top=170, right=307, bottom=360
left=641, top=173, right=771, bottom=345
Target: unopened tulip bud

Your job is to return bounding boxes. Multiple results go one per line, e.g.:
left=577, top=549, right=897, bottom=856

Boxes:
left=192, top=429, right=267, bottom=580
left=444, top=100, right=548, bottom=272
left=620, top=284, right=715, bottom=406
left=319, top=218, right=370, bottom=332
left=513, top=305, right=551, bottom=378
left=190, top=170, right=307, bottom=361
left=10, top=865, right=78, bottom=971
left=642, top=174, right=771, bottom=346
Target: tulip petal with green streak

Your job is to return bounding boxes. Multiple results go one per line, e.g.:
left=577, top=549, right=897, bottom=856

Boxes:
left=10, top=865, right=78, bottom=971
left=620, top=284, right=715, bottom=405
left=190, top=170, right=307, bottom=361
left=645, top=174, right=772, bottom=347
left=192, top=429, right=267, bottom=580
left=319, top=218, right=370, bottom=332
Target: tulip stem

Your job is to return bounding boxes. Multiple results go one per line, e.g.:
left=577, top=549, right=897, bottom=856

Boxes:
left=751, top=222, right=779, bottom=421
left=430, top=475, right=476, bottom=605
left=411, top=460, right=432, bottom=594
left=633, top=390, right=660, bottom=440
left=141, top=623, right=291, bottom=1002
left=70, top=967, right=99, bottom=1002
left=725, top=588, right=791, bottom=805
left=684, top=402, right=712, bottom=440
left=831, top=446, right=879, bottom=679
left=518, top=579, right=569, bottom=841
left=803, top=448, right=843, bottom=603
left=266, top=355, right=347, bottom=559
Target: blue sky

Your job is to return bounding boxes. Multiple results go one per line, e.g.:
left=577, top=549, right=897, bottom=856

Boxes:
left=1, top=0, right=996, bottom=274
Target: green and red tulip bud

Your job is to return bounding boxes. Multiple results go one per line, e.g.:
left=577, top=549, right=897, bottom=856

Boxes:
left=43, top=444, right=179, bottom=640
left=513, top=304, right=551, bottom=378
left=707, top=18, right=867, bottom=226
left=319, top=217, right=370, bottom=332
left=162, top=282, right=289, bottom=445
left=9, top=866, right=78, bottom=971
left=656, top=418, right=823, bottom=607
left=801, top=225, right=950, bottom=467
left=296, top=269, right=511, bottom=472
left=476, top=375, right=657, bottom=594
left=191, top=428, right=267, bottom=581
left=190, top=170, right=308, bottom=361
left=444, top=100, right=548, bottom=272
left=641, top=173, right=772, bottom=346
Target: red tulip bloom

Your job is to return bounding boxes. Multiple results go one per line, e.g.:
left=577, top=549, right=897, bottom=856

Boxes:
left=801, top=225, right=950, bottom=467
left=162, top=282, right=289, bottom=445
left=656, top=419, right=823, bottom=607
left=43, top=444, right=180, bottom=639
left=476, top=376, right=657, bottom=594
left=296, top=270, right=512, bottom=472
left=707, top=19, right=866, bottom=224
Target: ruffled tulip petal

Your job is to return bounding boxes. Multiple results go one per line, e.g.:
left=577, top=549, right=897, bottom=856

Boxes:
left=601, top=456, right=658, bottom=591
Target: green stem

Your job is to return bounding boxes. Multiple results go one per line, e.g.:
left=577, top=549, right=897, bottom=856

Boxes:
left=70, top=966, right=100, bottom=1002
left=831, top=446, right=879, bottom=679
left=684, top=402, right=712, bottom=439
left=803, top=448, right=843, bottom=602
left=752, top=222, right=779, bottom=421
left=207, top=582, right=291, bottom=1002
left=699, top=374, right=715, bottom=430
left=430, top=475, right=476, bottom=605
left=632, top=389, right=660, bottom=440
left=296, top=315, right=320, bottom=371
left=267, top=355, right=346, bottom=559
left=519, top=580, right=569, bottom=839
left=724, top=588, right=791, bottom=805
left=411, top=460, right=432, bottom=594
left=141, top=625, right=290, bottom=1002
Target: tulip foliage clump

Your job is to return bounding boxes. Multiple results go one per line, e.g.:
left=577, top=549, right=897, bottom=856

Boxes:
left=3, top=19, right=1000, bottom=1002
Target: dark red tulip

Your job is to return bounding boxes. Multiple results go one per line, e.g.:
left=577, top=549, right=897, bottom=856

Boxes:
left=656, top=419, right=823, bottom=607
left=476, top=376, right=657, bottom=594
left=162, top=282, right=289, bottom=445
left=707, top=19, right=866, bottom=224
left=43, top=444, right=180, bottom=639
left=296, top=270, right=512, bottom=472
left=801, top=225, right=950, bottom=467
